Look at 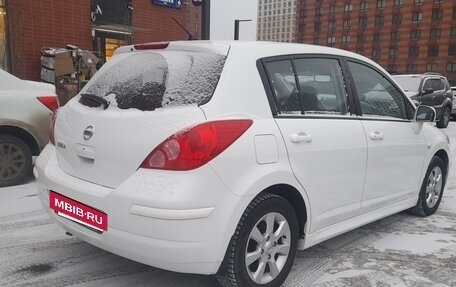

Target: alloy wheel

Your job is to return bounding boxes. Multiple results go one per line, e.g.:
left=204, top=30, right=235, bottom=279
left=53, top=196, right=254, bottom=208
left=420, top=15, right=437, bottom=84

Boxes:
left=425, top=166, right=443, bottom=209
left=245, top=212, right=291, bottom=284
left=0, top=142, right=26, bottom=181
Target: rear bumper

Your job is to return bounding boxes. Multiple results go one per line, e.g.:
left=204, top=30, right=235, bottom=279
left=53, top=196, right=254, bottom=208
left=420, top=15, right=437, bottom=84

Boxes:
left=35, top=144, right=250, bottom=275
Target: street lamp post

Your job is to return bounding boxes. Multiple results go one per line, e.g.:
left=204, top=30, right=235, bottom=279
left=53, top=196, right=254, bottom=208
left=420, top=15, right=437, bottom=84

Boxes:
left=234, top=19, right=252, bottom=40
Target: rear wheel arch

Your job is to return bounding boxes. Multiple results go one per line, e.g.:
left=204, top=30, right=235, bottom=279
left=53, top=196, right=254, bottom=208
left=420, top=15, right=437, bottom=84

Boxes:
left=260, top=184, right=308, bottom=239
left=0, top=125, right=41, bottom=156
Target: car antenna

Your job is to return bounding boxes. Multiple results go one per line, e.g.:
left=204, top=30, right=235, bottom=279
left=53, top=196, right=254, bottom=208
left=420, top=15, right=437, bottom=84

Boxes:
left=171, top=17, right=197, bottom=40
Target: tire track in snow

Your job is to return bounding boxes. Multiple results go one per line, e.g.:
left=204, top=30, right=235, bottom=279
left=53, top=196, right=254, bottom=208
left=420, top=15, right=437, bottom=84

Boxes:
left=0, top=217, right=52, bottom=233
left=10, top=264, right=153, bottom=287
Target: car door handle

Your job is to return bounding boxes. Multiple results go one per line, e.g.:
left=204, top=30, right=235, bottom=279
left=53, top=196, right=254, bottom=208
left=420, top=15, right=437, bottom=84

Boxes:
left=369, top=131, right=384, bottom=141
left=290, top=132, right=312, bottom=143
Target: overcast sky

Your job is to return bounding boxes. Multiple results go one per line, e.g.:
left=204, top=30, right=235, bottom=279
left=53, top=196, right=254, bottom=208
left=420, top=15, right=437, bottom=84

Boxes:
left=210, top=0, right=258, bottom=41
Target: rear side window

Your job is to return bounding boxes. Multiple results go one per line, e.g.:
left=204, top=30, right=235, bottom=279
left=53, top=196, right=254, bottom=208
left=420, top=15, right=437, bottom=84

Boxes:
left=264, top=58, right=349, bottom=115
left=80, top=50, right=226, bottom=111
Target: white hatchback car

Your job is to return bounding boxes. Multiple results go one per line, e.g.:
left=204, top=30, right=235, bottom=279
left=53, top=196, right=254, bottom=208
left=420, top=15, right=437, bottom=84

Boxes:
left=35, top=41, right=450, bottom=287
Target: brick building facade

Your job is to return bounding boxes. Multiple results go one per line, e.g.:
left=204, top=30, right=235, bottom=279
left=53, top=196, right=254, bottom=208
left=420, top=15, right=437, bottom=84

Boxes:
left=4, top=0, right=201, bottom=81
left=295, top=0, right=456, bottom=84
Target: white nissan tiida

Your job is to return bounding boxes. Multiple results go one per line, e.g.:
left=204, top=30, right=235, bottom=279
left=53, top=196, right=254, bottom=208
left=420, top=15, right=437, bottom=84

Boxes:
left=35, top=41, right=450, bottom=287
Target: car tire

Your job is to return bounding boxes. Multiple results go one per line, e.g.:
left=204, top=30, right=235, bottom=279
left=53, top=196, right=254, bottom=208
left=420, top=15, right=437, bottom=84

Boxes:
left=408, top=156, right=446, bottom=217
left=216, top=193, right=299, bottom=287
left=437, top=106, right=451, bottom=129
left=0, top=134, right=33, bottom=187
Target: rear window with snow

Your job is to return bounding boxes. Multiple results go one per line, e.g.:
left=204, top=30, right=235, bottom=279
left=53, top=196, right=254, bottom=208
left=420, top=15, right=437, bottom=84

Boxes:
left=80, top=50, right=226, bottom=111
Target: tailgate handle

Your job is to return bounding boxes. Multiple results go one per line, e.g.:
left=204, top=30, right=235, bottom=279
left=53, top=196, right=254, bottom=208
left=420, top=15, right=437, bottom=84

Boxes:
left=290, top=132, right=312, bottom=143
left=76, top=145, right=96, bottom=165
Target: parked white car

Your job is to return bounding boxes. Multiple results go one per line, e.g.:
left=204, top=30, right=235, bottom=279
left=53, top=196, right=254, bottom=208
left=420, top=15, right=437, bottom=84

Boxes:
left=35, top=41, right=450, bottom=287
left=0, top=69, right=57, bottom=187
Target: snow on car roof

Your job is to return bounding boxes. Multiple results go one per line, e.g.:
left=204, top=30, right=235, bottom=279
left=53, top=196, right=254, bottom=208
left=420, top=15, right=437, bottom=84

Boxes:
left=115, top=40, right=385, bottom=74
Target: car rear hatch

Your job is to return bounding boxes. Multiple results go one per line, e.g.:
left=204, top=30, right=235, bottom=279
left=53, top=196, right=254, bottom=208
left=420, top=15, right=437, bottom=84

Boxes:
left=53, top=43, right=229, bottom=188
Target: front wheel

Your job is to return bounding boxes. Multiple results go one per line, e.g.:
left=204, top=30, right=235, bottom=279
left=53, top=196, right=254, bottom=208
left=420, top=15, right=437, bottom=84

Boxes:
left=217, top=193, right=299, bottom=287
left=437, top=106, right=451, bottom=129
left=409, top=156, right=446, bottom=217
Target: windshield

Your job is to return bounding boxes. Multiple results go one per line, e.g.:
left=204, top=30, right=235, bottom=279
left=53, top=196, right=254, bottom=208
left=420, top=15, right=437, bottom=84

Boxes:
left=80, top=50, right=226, bottom=111
left=392, top=76, right=421, bottom=92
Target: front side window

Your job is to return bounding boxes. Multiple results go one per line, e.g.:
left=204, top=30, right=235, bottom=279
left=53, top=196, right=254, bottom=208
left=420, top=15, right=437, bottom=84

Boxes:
left=264, top=58, right=349, bottom=115
left=348, top=61, right=407, bottom=119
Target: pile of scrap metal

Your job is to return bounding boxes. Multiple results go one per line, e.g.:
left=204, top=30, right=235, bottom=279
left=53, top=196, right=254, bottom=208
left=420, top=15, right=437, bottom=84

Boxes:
left=40, top=46, right=101, bottom=106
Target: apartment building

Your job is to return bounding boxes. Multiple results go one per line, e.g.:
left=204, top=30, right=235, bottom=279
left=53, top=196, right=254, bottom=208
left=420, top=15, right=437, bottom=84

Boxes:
left=258, top=0, right=297, bottom=42
left=296, top=0, right=456, bottom=84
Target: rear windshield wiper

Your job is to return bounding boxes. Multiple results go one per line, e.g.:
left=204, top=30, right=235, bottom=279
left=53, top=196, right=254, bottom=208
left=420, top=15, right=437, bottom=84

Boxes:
left=79, top=93, right=110, bottom=110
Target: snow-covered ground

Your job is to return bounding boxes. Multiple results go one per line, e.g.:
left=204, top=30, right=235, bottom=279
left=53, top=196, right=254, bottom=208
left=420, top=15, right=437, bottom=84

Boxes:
left=1, top=123, right=456, bottom=287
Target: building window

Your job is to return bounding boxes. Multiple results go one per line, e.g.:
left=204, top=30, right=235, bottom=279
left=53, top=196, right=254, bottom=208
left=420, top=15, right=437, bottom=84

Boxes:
left=412, top=12, right=423, bottom=23
left=344, top=4, right=353, bottom=12
left=426, top=63, right=437, bottom=72
left=342, top=35, right=351, bottom=44
left=389, top=48, right=397, bottom=58
left=407, top=64, right=418, bottom=73
left=409, top=46, right=420, bottom=58
left=392, top=14, right=402, bottom=25
left=428, top=45, right=439, bottom=57
left=299, top=10, right=307, bottom=18
left=387, top=64, right=397, bottom=72
left=410, top=29, right=421, bottom=40
left=373, top=32, right=382, bottom=42
left=313, top=37, right=320, bottom=45
left=343, top=19, right=351, bottom=29
left=453, top=8, right=456, bottom=20
left=314, top=22, right=321, bottom=31
left=414, top=0, right=424, bottom=4
left=372, top=49, right=380, bottom=59
left=375, top=16, right=384, bottom=27
left=390, top=31, right=400, bottom=41
left=432, top=10, right=443, bottom=21
left=447, top=63, right=456, bottom=73
left=449, top=45, right=456, bottom=56
left=452, top=27, right=456, bottom=38
left=328, top=21, right=336, bottom=30
left=360, top=2, right=368, bottom=11
left=433, top=0, right=444, bottom=3
left=329, top=6, right=336, bottom=14
left=315, top=7, right=322, bottom=16
left=328, top=36, right=336, bottom=45
left=377, top=0, right=386, bottom=8
left=357, top=34, right=366, bottom=43
left=299, top=24, right=306, bottom=32
left=430, top=28, right=441, bottom=39
left=359, top=17, right=368, bottom=28
left=394, top=0, right=404, bottom=6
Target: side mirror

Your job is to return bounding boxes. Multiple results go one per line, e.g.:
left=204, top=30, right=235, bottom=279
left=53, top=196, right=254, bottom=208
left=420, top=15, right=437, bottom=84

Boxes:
left=414, top=105, right=436, bottom=122
left=423, top=88, right=434, bottom=95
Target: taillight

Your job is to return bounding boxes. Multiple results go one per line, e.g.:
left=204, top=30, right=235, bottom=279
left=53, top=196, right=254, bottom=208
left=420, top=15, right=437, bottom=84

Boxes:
left=134, top=42, right=169, bottom=50
left=49, top=111, right=57, bottom=145
left=37, top=96, right=59, bottom=112
left=140, top=120, right=253, bottom=171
